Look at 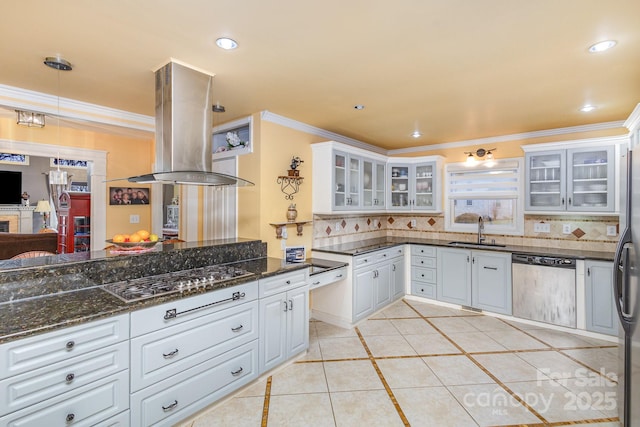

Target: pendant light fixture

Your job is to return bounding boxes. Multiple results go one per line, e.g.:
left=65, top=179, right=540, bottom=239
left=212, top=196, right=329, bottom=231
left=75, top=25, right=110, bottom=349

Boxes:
left=44, top=55, right=73, bottom=186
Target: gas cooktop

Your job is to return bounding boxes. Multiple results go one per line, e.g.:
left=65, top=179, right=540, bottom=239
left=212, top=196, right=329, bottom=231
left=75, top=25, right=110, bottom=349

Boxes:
left=102, top=264, right=254, bottom=302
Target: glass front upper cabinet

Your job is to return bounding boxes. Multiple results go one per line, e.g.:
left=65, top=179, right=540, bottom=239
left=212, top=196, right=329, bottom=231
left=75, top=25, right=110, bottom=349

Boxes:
left=525, top=146, right=615, bottom=212
left=388, top=161, right=439, bottom=211
left=362, top=159, right=386, bottom=209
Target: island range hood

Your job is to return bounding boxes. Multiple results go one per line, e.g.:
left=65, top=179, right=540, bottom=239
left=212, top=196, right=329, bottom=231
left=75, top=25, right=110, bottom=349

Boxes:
left=126, top=61, right=254, bottom=186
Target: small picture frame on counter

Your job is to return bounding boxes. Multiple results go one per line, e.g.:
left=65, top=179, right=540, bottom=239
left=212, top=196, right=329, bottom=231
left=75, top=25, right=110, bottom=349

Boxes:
left=285, top=246, right=306, bottom=264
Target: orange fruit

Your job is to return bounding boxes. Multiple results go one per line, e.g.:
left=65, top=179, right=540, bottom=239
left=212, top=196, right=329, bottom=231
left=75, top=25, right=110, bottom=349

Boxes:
left=136, top=229, right=150, bottom=240
left=129, top=233, right=142, bottom=243
left=112, top=234, right=125, bottom=243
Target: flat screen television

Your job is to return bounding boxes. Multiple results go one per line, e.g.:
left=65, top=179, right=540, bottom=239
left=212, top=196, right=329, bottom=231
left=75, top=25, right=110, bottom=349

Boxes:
left=0, top=171, right=22, bottom=204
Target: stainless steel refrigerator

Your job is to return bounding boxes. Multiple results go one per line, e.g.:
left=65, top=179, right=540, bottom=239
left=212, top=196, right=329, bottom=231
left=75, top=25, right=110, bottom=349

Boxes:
left=614, top=148, right=640, bottom=427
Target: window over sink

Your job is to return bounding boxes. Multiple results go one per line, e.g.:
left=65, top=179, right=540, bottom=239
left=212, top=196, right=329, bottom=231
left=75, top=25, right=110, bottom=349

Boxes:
left=444, top=159, right=524, bottom=235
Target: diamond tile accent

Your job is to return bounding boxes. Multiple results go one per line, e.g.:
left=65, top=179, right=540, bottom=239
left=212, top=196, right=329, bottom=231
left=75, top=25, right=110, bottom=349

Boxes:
left=341, top=220, right=347, bottom=228
left=367, top=218, right=371, bottom=226
left=388, top=217, right=394, bottom=224
left=325, top=226, right=332, bottom=235
left=377, top=221, right=382, bottom=229
left=407, top=221, right=413, bottom=229
left=428, top=218, right=436, bottom=226
left=355, top=224, right=360, bottom=231
left=572, top=228, right=586, bottom=238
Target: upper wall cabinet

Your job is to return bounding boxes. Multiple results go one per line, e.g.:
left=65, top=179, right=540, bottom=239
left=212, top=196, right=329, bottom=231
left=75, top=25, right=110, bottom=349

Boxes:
left=312, top=142, right=387, bottom=213
left=387, top=159, right=442, bottom=212
left=523, top=138, right=625, bottom=214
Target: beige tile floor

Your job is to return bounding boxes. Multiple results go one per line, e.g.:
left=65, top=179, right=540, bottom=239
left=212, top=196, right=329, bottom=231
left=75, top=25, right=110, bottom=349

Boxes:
left=180, top=299, right=621, bottom=427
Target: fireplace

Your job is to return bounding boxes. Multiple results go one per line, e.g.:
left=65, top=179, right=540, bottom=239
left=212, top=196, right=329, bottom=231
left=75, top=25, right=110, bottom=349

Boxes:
left=0, top=221, right=8, bottom=233
left=0, top=206, right=35, bottom=233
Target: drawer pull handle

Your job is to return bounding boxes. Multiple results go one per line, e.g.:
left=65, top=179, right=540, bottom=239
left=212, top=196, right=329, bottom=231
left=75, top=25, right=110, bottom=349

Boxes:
left=66, top=413, right=75, bottom=423
left=65, top=373, right=75, bottom=383
left=164, top=291, right=246, bottom=320
left=231, top=325, right=244, bottom=332
left=163, top=349, right=179, bottom=358
left=283, top=301, right=288, bottom=312
left=289, top=299, right=293, bottom=310
left=312, top=281, right=321, bottom=285
left=65, top=340, right=75, bottom=350
left=336, top=274, right=343, bottom=278
left=231, top=367, right=244, bottom=376
left=162, top=400, right=178, bottom=411
left=483, top=266, right=498, bottom=271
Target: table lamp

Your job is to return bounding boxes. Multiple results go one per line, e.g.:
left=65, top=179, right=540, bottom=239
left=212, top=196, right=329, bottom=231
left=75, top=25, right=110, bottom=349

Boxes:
left=34, top=200, right=51, bottom=229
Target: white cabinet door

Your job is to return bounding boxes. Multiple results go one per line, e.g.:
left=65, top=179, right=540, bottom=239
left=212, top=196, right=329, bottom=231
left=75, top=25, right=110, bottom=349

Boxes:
left=437, top=248, right=472, bottom=306
left=389, top=164, right=411, bottom=210
left=375, top=162, right=386, bottom=209
left=353, top=268, right=375, bottom=322
left=391, top=257, right=406, bottom=299
left=413, top=162, right=437, bottom=210
left=259, top=293, right=287, bottom=373
left=333, top=151, right=348, bottom=209
left=472, top=251, right=512, bottom=315
left=287, top=286, right=309, bottom=357
left=374, top=264, right=391, bottom=310
left=525, top=150, right=566, bottom=211
left=567, top=147, right=615, bottom=212
left=585, top=260, right=618, bottom=335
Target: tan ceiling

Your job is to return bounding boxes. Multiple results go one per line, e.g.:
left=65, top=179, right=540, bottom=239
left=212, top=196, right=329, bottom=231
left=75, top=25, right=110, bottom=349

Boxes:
left=1, top=0, right=639, bottom=150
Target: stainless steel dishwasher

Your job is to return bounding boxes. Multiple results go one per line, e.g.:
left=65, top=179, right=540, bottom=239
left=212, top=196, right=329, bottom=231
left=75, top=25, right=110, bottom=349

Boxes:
left=512, top=254, right=577, bottom=328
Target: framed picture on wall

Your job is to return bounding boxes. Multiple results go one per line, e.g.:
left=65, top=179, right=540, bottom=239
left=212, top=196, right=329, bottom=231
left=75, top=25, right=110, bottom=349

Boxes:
left=109, top=187, right=150, bottom=205
left=285, top=246, right=306, bottom=264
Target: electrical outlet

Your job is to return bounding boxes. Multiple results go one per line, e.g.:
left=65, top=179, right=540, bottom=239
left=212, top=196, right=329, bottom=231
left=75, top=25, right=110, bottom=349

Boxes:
left=129, top=214, right=140, bottom=224
left=534, top=222, right=550, bottom=233
left=607, top=225, right=617, bottom=237
left=410, top=219, right=417, bottom=227
left=335, top=222, right=341, bottom=232
left=562, top=224, right=572, bottom=234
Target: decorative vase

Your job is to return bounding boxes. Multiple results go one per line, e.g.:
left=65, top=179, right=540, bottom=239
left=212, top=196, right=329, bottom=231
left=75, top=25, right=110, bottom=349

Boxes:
left=286, top=203, right=298, bottom=222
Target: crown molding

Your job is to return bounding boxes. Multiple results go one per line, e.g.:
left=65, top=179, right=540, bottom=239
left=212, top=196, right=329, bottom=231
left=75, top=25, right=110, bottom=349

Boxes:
left=388, top=121, right=626, bottom=155
left=260, top=110, right=386, bottom=155
left=624, top=103, right=640, bottom=132
left=521, top=134, right=629, bottom=152
left=0, top=84, right=154, bottom=133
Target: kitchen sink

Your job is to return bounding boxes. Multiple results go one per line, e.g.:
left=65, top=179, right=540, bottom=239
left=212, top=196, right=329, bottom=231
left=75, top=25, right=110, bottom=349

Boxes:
left=447, top=241, right=507, bottom=249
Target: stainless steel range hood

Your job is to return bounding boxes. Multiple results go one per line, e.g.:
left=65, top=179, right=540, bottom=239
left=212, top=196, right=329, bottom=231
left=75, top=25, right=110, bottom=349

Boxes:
left=126, top=61, right=253, bottom=186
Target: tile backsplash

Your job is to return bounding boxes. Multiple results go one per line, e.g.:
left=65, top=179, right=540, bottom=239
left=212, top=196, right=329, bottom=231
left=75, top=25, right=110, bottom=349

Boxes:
left=313, top=213, right=619, bottom=253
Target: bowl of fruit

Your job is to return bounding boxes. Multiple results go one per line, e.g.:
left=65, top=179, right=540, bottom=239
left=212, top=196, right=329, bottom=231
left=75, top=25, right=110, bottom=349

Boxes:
left=106, top=230, right=162, bottom=251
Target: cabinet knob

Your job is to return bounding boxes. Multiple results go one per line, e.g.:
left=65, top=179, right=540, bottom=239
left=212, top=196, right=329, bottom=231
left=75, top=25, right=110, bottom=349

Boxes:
left=286, top=280, right=291, bottom=284
left=65, top=373, right=75, bottom=383
left=231, top=325, right=244, bottom=332
left=65, top=340, right=75, bottom=350
left=66, top=413, right=75, bottom=423
left=162, top=400, right=179, bottom=411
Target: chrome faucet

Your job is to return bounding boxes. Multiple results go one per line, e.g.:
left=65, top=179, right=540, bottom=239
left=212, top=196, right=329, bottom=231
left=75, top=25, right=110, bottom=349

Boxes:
left=477, top=216, right=485, bottom=244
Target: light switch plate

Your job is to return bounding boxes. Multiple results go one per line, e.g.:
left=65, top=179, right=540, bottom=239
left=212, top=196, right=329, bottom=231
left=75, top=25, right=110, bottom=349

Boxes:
left=534, top=222, right=550, bottom=233
left=562, top=224, right=571, bottom=234
left=607, top=225, right=617, bottom=236
left=335, top=222, right=341, bottom=232
left=410, top=219, right=417, bottom=227
left=129, top=214, right=140, bottom=224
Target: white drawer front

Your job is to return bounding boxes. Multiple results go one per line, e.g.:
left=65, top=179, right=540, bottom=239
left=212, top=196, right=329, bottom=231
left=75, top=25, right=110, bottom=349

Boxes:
left=0, top=314, right=129, bottom=379
left=354, top=254, right=374, bottom=268
left=412, top=245, right=436, bottom=257
left=130, top=300, right=258, bottom=391
left=131, top=340, right=258, bottom=427
left=411, top=256, right=436, bottom=268
left=0, top=370, right=129, bottom=427
left=1, top=341, right=128, bottom=415
left=309, top=267, right=347, bottom=290
left=412, top=267, right=437, bottom=284
left=259, top=271, right=307, bottom=297
left=412, top=282, right=437, bottom=299
left=93, top=410, right=129, bottom=427
left=130, top=281, right=258, bottom=337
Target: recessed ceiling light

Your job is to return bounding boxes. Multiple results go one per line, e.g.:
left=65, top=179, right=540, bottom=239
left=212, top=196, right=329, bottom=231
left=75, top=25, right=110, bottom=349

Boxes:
left=353, top=104, right=365, bottom=110
left=216, top=37, right=238, bottom=50
left=412, top=131, right=422, bottom=138
left=580, top=104, right=597, bottom=112
left=588, top=40, right=617, bottom=53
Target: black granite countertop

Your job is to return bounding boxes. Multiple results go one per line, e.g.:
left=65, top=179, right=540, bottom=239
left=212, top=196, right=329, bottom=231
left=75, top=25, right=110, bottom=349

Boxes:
left=306, top=258, right=349, bottom=275
left=312, top=237, right=615, bottom=261
left=0, top=256, right=308, bottom=345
